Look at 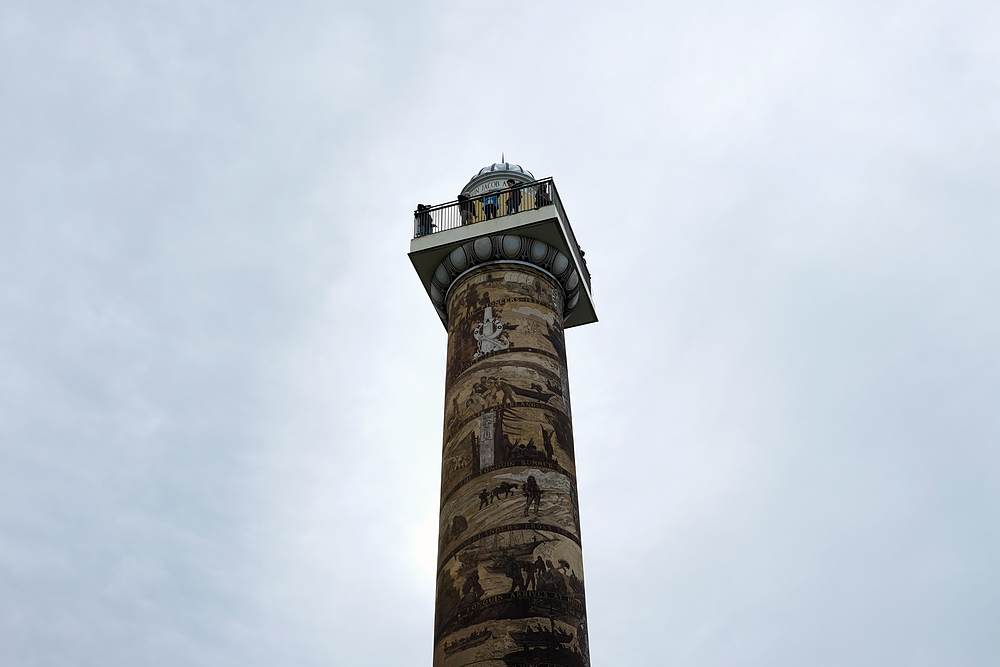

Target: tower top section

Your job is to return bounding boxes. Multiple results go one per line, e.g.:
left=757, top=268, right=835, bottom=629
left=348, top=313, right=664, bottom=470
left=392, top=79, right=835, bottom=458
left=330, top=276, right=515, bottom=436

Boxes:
left=409, top=169, right=597, bottom=330
left=462, top=162, right=535, bottom=197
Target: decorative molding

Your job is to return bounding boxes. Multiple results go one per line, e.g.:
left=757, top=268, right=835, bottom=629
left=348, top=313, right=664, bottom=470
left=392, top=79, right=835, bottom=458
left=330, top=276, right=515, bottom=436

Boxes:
left=429, top=235, right=581, bottom=326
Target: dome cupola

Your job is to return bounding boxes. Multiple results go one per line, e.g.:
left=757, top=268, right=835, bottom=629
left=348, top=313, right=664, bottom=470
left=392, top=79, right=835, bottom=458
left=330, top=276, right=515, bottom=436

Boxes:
left=461, top=160, right=535, bottom=196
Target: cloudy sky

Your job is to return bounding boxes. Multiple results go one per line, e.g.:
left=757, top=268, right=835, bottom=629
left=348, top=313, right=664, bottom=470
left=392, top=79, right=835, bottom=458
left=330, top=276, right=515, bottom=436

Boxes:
left=2, top=1, right=998, bottom=665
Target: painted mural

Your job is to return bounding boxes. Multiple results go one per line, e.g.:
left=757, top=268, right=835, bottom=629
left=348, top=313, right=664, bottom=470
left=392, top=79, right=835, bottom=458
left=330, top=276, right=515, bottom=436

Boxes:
left=435, top=263, right=590, bottom=667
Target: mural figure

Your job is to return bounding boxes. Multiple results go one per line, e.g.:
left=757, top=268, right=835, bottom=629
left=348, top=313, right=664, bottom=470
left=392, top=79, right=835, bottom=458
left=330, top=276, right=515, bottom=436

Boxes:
left=541, top=426, right=555, bottom=460
left=444, top=514, right=468, bottom=544
left=460, top=569, right=485, bottom=602
left=476, top=482, right=521, bottom=510
left=447, top=396, right=462, bottom=431
left=539, top=559, right=569, bottom=594
left=505, top=555, right=527, bottom=592
left=471, top=375, right=552, bottom=408
left=543, top=411, right=575, bottom=461
left=513, top=439, right=549, bottom=462
left=523, top=475, right=543, bottom=516
left=523, top=557, right=538, bottom=590
left=473, top=306, right=510, bottom=358
left=492, top=481, right=519, bottom=500
left=542, top=319, right=567, bottom=363
left=459, top=287, right=481, bottom=322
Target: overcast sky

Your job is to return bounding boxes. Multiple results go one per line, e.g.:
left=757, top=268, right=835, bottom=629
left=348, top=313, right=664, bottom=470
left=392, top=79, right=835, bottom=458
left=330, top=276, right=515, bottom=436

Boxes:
left=1, top=1, right=998, bottom=665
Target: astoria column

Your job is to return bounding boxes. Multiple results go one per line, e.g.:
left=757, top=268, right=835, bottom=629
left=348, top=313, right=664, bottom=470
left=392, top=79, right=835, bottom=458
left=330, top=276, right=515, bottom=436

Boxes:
left=410, top=162, right=597, bottom=667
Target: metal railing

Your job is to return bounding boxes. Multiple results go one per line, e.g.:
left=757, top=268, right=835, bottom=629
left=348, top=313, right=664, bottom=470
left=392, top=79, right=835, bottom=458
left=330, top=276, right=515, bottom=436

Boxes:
left=412, top=177, right=591, bottom=291
left=413, top=177, right=559, bottom=238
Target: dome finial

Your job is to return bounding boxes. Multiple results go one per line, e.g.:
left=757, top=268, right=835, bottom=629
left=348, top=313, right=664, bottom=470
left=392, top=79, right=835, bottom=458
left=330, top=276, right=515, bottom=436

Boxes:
left=501, top=152, right=504, bottom=164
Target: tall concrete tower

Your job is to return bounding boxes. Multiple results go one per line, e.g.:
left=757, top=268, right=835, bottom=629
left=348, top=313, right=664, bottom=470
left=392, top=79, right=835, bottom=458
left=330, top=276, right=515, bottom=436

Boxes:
left=409, top=162, right=597, bottom=667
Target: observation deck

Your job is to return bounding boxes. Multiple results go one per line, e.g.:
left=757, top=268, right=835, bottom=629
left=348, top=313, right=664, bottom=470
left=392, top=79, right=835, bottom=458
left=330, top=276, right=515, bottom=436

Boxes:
left=409, top=176, right=596, bottom=330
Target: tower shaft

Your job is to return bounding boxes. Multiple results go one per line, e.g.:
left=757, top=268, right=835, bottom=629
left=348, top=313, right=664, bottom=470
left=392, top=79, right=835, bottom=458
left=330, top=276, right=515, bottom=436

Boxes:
left=409, top=165, right=597, bottom=667
left=434, top=260, right=589, bottom=666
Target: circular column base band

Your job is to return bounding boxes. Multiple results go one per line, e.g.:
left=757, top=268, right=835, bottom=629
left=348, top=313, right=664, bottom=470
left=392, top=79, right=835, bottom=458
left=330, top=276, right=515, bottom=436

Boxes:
left=428, top=235, right=582, bottom=325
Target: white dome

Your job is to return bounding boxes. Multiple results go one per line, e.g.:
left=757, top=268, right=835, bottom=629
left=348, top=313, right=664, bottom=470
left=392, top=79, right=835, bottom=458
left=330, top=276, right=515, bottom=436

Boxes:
left=476, top=162, right=534, bottom=178
left=462, top=161, right=536, bottom=195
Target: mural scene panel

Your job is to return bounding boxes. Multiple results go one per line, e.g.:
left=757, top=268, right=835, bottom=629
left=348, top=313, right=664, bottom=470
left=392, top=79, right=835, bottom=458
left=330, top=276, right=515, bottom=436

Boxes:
left=435, top=528, right=589, bottom=667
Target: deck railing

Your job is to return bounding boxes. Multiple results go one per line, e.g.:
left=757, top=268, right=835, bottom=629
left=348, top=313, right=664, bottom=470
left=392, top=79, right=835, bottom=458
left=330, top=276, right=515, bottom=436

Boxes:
left=412, top=177, right=590, bottom=291
left=413, top=177, right=560, bottom=239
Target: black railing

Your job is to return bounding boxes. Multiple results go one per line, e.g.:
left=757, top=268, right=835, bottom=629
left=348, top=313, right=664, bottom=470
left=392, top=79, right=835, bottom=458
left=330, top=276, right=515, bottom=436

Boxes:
left=412, top=177, right=590, bottom=291
left=413, top=177, right=559, bottom=239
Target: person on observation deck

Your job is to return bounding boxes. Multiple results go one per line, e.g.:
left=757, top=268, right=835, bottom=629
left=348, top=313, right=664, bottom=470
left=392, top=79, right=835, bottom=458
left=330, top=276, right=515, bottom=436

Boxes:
left=481, top=189, right=499, bottom=220
left=458, top=192, right=475, bottom=225
left=534, top=182, right=551, bottom=208
left=505, top=178, right=522, bottom=215
left=415, top=204, right=435, bottom=237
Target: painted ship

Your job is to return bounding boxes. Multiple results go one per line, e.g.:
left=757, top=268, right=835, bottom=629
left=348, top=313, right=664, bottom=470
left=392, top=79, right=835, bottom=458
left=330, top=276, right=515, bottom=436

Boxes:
left=455, top=530, right=557, bottom=573
left=502, top=645, right=587, bottom=667
left=508, top=621, right=574, bottom=648
left=443, top=628, right=493, bottom=655
left=510, top=384, right=556, bottom=402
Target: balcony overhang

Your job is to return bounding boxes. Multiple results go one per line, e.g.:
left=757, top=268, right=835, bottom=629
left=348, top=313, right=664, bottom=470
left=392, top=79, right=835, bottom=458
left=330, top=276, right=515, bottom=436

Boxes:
left=409, top=205, right=597, bottom=330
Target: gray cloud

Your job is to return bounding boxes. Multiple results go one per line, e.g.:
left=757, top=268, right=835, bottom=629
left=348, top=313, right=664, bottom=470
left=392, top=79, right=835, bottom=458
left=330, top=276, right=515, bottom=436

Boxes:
left=0, top=1, right=997, bottom=665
